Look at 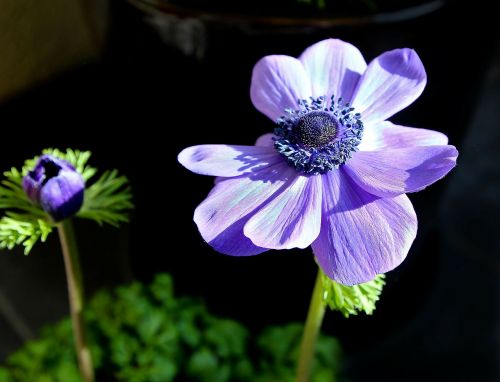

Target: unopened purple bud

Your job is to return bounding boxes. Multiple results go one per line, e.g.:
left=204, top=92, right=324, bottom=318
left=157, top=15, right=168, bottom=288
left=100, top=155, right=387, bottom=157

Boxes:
left=22, top=155, right=84, bottom=222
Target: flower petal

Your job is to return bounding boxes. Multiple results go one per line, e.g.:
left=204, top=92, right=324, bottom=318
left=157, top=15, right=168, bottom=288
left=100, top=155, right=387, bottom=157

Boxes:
left=212, top=135, right=276, bottom=184
left=299, top=39, right=367, bottom=102
left=40, top=170, right=85, bottom=222
left=312, top=169, right=417, bottom=285
left=244, top=174, right=322, bottom=249
left=250, top=55, right=312, bottom=121
left=255, top=133, right=276, bottom=148
left=178, top=144, right=282, bottom=177
left=351, top=49, right=426, bottom=124
left=359, top=121, right=449, bottom=151
left=345, top=145, right=458, bottom=197
left=194, top=162, right=296, bottom=256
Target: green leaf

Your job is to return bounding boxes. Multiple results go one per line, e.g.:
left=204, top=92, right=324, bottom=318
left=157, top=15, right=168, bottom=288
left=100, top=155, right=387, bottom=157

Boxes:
left=77, top=170, right=133, bottom=227
left=0, top=273, right=344, bottom=382
left=0, top=167, right=46, bottom=219
left=255, top=323, right=342, bottom=382
left=0, top=367, right=11, bottom=382
left=0, top=214, right=52, bottom=255
left=321, top=272, right=386, bottom=317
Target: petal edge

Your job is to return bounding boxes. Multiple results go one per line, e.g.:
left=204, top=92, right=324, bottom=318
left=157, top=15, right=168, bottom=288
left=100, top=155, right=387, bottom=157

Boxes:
left=352, top=48, right=427, bottom=124
left=312, top=169, right=417, bottom=285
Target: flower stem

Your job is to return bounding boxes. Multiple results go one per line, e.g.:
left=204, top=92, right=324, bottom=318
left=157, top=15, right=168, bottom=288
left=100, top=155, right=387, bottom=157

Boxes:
left=295, top=270, right=326, bottom=382
left=57, top=219, right=95, bottom=382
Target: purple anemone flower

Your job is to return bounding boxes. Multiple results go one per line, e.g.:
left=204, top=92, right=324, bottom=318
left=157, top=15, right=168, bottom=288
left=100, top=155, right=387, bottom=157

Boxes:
left=178, top=39, right=458, bottom=285
left=23, top=155, right=85, bottom=222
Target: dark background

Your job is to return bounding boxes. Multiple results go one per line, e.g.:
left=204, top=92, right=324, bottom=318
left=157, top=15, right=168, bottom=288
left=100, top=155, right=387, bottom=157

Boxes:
left=0, top=0, right=499, bottom=381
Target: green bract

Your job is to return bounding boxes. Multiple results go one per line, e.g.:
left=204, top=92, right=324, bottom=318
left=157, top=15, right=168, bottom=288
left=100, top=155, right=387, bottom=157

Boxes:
left=0, top=148, right=133, bottom=254
left=321, top=272, right=386, bottom=317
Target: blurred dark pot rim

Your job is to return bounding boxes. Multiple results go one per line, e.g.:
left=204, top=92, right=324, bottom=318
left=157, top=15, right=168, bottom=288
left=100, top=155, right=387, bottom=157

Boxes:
left=129, top=0, right=445, bottom=28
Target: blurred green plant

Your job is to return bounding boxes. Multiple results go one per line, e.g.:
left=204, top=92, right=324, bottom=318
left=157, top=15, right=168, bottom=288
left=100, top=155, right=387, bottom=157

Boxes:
left=0, top=274, right=343, bottom=382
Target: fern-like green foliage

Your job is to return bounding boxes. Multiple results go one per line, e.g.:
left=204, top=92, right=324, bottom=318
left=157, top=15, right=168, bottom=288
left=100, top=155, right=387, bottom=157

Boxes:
left=322, top=273, right=386, bottom=317
left=0, top=274, right=343, bottom=382
left=0, top=214, right=52, bottom=254
left=0, top=148, right=132, bottom=254
left=78, top=170, right=132, bottom=227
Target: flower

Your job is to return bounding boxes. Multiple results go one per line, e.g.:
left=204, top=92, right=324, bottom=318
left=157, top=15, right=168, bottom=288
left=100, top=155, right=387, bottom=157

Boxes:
left=178, top=39, right=458, bottom=285
left=23, top=155, right=85, bottom=222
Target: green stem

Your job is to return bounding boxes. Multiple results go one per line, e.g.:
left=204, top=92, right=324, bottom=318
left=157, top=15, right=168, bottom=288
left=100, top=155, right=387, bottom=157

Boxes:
left=58, top=219, right=95, bottom=382
left=295, top=270, right=326, bottom=382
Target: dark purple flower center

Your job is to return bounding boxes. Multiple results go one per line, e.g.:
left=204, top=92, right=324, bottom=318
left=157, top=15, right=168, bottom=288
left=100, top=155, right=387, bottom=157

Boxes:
left=294, top=111, right=338, bottom=149
left=274, top=96, right=364, bottom=175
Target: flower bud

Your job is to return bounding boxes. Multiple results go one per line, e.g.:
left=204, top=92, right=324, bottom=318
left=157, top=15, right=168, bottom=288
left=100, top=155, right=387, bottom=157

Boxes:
left=22, top=155, right=84, bottom=221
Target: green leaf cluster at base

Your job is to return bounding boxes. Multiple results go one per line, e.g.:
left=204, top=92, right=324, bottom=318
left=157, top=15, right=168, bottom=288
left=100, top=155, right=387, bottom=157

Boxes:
left=0, top=274, right=343, bottom=382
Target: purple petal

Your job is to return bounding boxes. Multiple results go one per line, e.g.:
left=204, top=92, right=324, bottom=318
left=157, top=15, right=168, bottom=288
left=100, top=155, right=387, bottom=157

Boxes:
left=255, top=133, right=276, bottom=148
left=212, top=134, right=277, bottom=184
left=40, top=170, right=85, bottom=222
left=244, top=174, right=322, bottom=249
left=250, top=55, right=312, bottom=121
left=22, top=175, right=41, bottom=202
left=359, top=121, right=449, bottom=151
left=351, top=49, right=426, bottom=124
left=193, top=162, right=296, bottom=256
left=345, top=145, right=458, bottom=197
left=299, top=39, right=367, bottom=102
left=178, top=144, right=282, bottom=177
left=312, top=169, right=417, bottom=285
left=22, top=155, right=76, bottom=203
